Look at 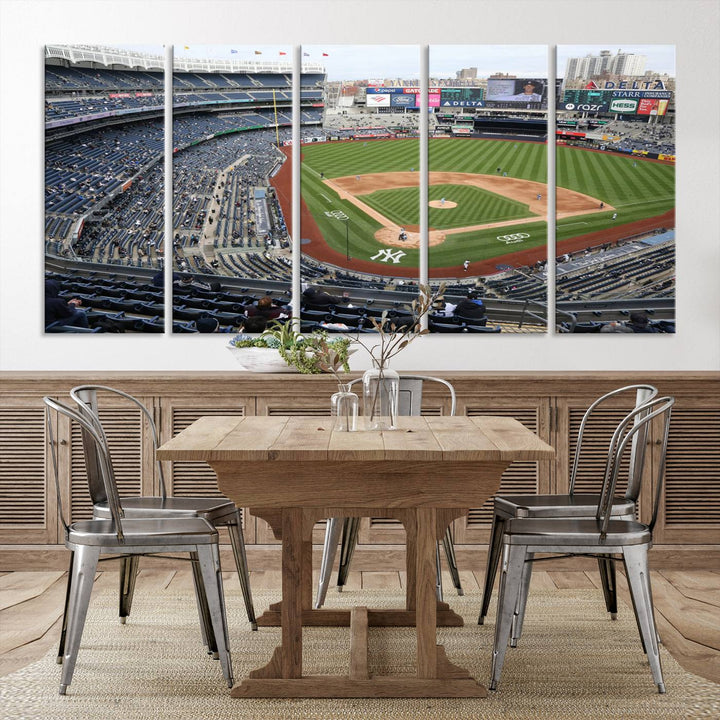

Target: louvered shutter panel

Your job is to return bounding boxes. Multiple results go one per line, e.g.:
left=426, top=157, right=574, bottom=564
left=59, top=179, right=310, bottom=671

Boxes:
left=0, top=404, right=47, bottom=535
left=660, top=407, right=720, bottom=539
left=169, top=407, right=242, bottom=498
left=569, top=407, right=633, bottom=501
left=70, top=407, right=144, bottom=521
left=465, top=407, right=540, bottom=526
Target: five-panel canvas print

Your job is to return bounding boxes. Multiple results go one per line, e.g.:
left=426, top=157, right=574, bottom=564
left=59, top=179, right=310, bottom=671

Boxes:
left=44, top=44, right=675, bottom=335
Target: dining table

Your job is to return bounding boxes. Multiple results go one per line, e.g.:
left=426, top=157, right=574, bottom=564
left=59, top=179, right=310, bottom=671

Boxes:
left=156, top=414, right=555, bottom=698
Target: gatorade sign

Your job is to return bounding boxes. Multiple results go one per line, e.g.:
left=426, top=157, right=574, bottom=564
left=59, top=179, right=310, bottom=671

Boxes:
left=610, top=98, right=638, bottom=113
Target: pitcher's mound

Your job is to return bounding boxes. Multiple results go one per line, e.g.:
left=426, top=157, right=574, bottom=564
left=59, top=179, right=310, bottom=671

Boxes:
left=429, top=200, right=457, bottom=208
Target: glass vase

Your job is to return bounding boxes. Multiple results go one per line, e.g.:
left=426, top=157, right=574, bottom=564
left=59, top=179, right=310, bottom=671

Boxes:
left=362, top=364, right=400, bottom=430
left=331, top=383, right=359, bottom=432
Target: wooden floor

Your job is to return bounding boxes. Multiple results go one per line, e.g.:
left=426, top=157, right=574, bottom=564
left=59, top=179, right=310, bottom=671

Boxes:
left=1, top=568, right=718, bottom=685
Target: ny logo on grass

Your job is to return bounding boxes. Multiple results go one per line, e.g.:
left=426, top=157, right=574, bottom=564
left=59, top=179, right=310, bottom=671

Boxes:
left=371, top=248, right=406, bottom=264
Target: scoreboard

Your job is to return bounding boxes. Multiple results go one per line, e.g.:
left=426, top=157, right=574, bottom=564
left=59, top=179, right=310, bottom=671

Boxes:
left=437, top=87, right=484, bottom=107
left=561, top=89, right=672, bottom=115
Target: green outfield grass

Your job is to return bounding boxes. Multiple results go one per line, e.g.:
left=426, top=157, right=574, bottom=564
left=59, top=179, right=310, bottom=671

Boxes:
left=300, top=138, right=674, bottom=270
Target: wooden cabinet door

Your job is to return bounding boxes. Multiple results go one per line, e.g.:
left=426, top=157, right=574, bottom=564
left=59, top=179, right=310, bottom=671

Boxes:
left=159, top=395, right=255, bottom=543
left=651, top=399, right=720, bottom=544
left=0, top=395, right=58, bottom=544
left=452, top=397, right=552, bottom=544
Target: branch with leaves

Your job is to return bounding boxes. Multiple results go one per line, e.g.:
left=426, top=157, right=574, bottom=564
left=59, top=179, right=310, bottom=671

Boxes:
left=358, top=283, right=445, bottom=369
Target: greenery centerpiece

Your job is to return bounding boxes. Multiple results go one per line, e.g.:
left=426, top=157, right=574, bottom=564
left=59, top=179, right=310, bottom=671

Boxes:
left=228, top=321, right=353, bottom=374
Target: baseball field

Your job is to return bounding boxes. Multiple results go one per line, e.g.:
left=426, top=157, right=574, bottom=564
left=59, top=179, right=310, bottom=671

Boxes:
left=297, top=137, right=675, bottom=276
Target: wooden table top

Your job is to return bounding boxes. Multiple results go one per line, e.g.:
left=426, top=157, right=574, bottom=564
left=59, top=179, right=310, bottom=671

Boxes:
left=156, top=415, right=554, bottom=463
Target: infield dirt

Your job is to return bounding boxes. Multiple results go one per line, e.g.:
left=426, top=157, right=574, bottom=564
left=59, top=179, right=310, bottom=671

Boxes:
left=326, top=172, right=612, bottom=249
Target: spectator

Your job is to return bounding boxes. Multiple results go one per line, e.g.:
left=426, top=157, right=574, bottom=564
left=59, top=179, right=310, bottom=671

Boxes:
left=196, top=317, right=220, bottom=333
left=626, top=311, right=658, bottom=333
left=453, top=290, right=486, bottom=320
left=45, top=279, right=89, bottom=330
left=600, top=321, right=633, bottom=333
left=239, top=315, right=268, bottom=333
left=434, top=300, right=457, bottom=318
left=302, top=285, right=348, bottom=307
left=246, top=295, right=288, bottom=321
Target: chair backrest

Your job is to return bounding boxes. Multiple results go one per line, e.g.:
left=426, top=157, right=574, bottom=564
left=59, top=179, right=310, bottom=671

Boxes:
left=348, top=374, right=456, bottom=417
left=43, top=396, right=126, bottom=541
left=570, top=384, right=658, bottom=501
left=70, top=385, right=167, bottom=501
left=596, top=395, right=674, bottom=535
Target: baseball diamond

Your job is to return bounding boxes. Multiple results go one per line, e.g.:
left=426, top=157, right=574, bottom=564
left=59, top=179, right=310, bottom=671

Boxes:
left=291, top=137, right=675, bottom=277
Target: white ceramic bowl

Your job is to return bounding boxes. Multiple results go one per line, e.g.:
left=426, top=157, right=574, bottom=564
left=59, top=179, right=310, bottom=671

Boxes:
left=228, top=346, right=298, bottom=373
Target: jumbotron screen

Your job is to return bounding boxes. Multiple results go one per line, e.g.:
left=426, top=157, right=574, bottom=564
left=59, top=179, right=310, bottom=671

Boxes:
left=486, top=78, right=547, bottom=106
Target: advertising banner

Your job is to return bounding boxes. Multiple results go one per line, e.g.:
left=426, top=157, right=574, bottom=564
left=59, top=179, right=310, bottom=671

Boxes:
left=366, top=93, right=390, bottom=107
left=637, top=98, right=669, bottom=116
left=428, top=92, right=441, bottom=107
left=391, top=93, right=416, bottom=108
left=562, top=101, right=610, bottom=113
left=609, top=98, right=639, bottom=114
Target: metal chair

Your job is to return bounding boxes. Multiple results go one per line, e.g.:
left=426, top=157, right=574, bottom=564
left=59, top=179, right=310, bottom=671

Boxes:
left=315, top=375, right=462, bottom=608
left=478, top=384, right=658, bottom=626
left=489, top=395, right=674, bottom=694
left=64, top=385, right=256, bottom=636
left=44, top=397, right=233, bottom=695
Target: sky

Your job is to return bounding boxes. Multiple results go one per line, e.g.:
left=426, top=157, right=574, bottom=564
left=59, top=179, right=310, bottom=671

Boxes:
left=302, top=45, right=420, bottom=81
left=103, top=43, right=675, bottom=79
left=430, top=45, right=548, bottom=79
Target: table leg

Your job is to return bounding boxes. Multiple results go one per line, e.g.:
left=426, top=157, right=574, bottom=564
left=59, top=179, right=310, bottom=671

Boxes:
left=236, top=507, right=304, bottom=687
left=415, top=507, right=438, bottom=678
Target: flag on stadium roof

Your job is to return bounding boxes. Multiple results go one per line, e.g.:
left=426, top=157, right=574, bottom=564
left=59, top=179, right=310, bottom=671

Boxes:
left=279, top=51, right=287, bottom=56
left=254, top=50, right=262, bottom=55
left=322, top=52, right=329, bottom=57
left=303, top=52, right=310, bottom=56
left=183, top=46, right=189, bottom=50
left=231, top=49, right=238, bottom=54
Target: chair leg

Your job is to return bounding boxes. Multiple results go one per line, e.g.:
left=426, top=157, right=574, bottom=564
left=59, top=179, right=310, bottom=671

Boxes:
left=59, top=544, right=100, bottom=695
left=226, top=510, right=257, bottom=630
left=489, top=543, right=527, bottom=692
left=57, top=551, right=75, bottom=663
left=197, top=544, right=234, bottom=688
left=441, top=526, right=463, bottom=596
left=118, top=555, right=139, bottom=624
left=510, top=551, right=534, bottom=647
left=315, top=517, right=343, bottom=608
left=190, top=551, right=217, bottom=656
left=435, top=542, right=444, bottom=601
left=336, top=517, right=361, bottom=591
left=597, top=554, right=618, bottom=619
left=479, top=512, right=506, bottom=625
left=623, top=544, right=665, bottom=694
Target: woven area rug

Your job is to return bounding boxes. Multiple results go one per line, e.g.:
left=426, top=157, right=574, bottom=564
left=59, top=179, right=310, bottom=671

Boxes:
left=1, top=584, right=718, bottom=720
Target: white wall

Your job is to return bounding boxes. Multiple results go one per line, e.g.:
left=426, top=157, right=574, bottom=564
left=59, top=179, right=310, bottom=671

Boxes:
left=1, top=0, right=718, bottom=372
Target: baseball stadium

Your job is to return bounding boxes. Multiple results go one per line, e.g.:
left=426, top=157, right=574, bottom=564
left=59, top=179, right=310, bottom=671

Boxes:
left=44, top=45, right=675, bottom=335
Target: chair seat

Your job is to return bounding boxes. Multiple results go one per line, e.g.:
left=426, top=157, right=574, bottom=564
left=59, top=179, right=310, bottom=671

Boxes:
left=68, top=517, right=218, bottom=547
left=94, top=496, right=237, bottom=521
left=504, top=517, right=652, bottom=547
left=496, top=493, right=635, bottom=519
